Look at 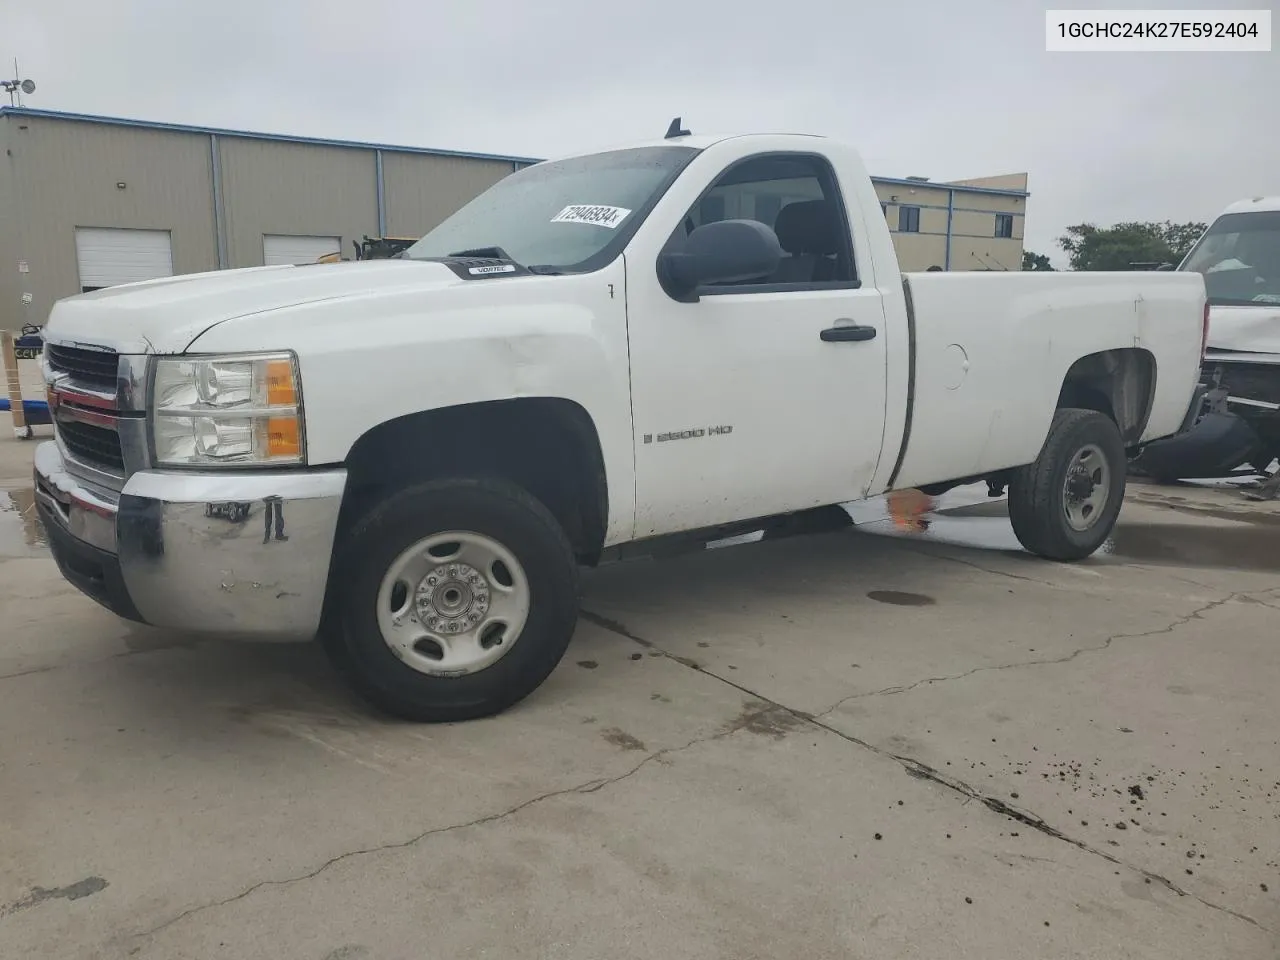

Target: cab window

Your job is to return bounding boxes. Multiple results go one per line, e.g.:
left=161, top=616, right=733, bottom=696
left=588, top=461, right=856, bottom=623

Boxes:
left=669, top=153, right=858, bottom=288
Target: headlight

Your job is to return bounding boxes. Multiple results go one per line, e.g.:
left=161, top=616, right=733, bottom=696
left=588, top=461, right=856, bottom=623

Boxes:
left=150, top=353, right=304, bottom=466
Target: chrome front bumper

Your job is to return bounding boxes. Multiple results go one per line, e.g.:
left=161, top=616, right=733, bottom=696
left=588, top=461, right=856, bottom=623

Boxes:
left=34, top=441, right=347, bottom=640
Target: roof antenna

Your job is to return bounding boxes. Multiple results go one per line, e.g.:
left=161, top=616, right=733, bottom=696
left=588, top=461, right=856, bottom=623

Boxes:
left=2, top=60, right=37, bottom=107
left=664, top=116, right=690, bottom=139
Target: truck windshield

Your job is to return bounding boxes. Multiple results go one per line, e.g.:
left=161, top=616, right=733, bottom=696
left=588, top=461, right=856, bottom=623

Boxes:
left=403, top=145, right=700, bottom=273
left=1179, top=210, right=1280, bottom=307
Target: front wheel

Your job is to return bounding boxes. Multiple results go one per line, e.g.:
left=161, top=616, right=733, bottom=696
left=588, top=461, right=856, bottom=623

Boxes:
left=325, top=477, right=579, bottom=722
left=1008, top=408, right=1126, bottom=562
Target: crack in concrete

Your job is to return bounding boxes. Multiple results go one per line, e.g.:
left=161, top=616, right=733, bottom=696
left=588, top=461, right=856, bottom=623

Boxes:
left=0, top=663, right=61, bottom=681
left=130, top=709, right=764, bottom=944
left=581, top=607, right=1269, bottom=934
left=868, top=747, right=1265, bottom=930
left=0, top=635, right=214, bottom=683
left=0, top=648, right=157, bottom=683
left=811, top=592, right=1244, bottom=718
left=1132, top=568, right=1221, bottom=592
left=896, top=545, right=1059, bottom=586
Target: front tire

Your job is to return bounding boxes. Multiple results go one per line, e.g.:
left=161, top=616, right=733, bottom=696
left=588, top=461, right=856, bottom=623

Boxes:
left=325, top=477, right=579, bottom=722
left=1008, top=408, right=1126, bottom=562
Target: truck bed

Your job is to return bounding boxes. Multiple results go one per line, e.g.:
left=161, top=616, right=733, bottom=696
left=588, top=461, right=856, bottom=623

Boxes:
left=887, top=270, right=1207, bottom=491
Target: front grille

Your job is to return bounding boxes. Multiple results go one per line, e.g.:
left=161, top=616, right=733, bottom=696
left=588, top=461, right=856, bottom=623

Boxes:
left=47, top=344, right=119, bottom=390
left=58, top=419, right=126, bottom=470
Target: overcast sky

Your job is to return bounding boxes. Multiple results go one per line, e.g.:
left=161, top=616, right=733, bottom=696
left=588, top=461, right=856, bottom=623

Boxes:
left=3, top=0, right=1275, bottom=266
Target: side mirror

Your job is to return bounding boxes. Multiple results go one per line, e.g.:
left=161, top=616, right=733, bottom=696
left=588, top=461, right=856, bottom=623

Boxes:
left=657, top=219, right=783, bottom=301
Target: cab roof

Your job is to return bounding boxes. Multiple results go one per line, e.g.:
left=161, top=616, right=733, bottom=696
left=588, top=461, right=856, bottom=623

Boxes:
left=535, top=132, right=830, bottom=163
left=1220, top=196, right=1280, bottom=216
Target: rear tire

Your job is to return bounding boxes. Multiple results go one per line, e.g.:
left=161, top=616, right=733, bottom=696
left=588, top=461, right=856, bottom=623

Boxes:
left=1008, top=408, right=1126, bottom=562
left=325, top=476, right=579, bottom=722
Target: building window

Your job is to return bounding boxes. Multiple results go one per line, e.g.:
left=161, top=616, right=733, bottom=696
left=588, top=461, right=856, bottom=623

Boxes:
left=881, top=202, right=888, bottom=219
left=898, top=206, right=920, bottom=233
left=995, top=214, right=1014, bottom=238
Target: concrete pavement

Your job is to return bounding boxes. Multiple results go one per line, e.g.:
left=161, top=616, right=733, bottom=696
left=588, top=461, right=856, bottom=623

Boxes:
left=1, top=434, right=1277, bottom=959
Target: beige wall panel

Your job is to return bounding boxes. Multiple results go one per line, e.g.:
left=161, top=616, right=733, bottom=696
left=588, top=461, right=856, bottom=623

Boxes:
left=381, top=151, right=515, bottom=239
left=4, top=116, right=216, bottom=325
left=218, top=138, right=378, bottom=267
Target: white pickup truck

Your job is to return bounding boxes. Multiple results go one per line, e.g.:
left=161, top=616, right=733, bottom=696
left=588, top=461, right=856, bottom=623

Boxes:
left=34, top=126, right=1208, bottom=722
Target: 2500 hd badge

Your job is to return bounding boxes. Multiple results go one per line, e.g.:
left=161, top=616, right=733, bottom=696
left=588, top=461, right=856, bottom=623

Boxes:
left=644, top=425, right=734, bottom=443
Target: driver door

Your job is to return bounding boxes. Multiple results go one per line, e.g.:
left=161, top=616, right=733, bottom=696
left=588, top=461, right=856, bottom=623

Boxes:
left=624, top=150, right=890, bottom=538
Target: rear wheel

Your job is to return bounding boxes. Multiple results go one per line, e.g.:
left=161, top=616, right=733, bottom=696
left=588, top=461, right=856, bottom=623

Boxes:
left=325, top=477, right=579, bottom=722
left=1008, top=408, right=1126, bottom=562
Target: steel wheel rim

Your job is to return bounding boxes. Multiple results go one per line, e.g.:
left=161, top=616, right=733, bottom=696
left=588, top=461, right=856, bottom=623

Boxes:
left=375, top=531, right=530, bottom=677
left=1062, top=443, right=1111, bottom=532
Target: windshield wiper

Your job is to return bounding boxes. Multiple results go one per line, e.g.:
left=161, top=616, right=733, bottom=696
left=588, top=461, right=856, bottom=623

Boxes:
left=443, top=247, right=565, bottom=275
left=448, top=246, right=517, bottom=262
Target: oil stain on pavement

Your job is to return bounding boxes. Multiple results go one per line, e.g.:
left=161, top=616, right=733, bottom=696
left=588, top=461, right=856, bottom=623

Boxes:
left=867, top=590, right=937, bottom=606
left=0, top=877, right=108, bottom=918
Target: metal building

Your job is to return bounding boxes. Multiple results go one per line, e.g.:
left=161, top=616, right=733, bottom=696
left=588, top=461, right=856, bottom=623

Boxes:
left=0, top=107, right=1029, bottom=331
left=873, top=172, right=1029, bottom=273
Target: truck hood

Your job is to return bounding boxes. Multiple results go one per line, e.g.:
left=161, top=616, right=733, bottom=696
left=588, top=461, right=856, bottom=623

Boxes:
left=1207, top=304, right=1280, bottom=357
left=42, top=259, right=465, bottom=354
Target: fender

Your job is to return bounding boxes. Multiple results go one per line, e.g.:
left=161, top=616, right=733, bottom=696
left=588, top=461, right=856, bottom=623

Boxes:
left=187, top=259, right=639, bottom=544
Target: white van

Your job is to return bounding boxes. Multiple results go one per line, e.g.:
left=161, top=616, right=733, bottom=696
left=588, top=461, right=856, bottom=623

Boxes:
left=1136, top=197, right=1280, bottom=485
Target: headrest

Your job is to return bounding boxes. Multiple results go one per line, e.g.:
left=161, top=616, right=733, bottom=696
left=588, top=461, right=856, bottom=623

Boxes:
left=773, top=199, right=839, bottom=256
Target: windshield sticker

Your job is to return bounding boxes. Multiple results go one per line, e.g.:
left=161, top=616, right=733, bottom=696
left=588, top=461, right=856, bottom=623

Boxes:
left=550, top=205, right=632, bottom=229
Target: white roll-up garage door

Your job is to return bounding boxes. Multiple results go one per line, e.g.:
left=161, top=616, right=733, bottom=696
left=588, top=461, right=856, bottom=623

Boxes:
left=263, top=235, right=342, bottom=266
left=74, top=227, right=174, bottom=292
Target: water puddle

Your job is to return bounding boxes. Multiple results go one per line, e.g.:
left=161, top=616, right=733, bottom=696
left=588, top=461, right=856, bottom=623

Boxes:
left=1100, top=522, right=1280, bottom=572
left=5, top=475, right=1274, bottom=574
left=701, top=480, right=1280, bottom=574
left=0, top=487, right=46, bottom=558
left=853, top=492, right=1280, bottom=573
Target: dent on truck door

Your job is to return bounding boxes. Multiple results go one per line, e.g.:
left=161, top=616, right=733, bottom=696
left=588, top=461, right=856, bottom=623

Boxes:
left=626, top=150, right=891, bottom=537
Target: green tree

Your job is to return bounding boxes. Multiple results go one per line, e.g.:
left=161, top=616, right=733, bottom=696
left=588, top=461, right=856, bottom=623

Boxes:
left=1056, top=221, right=1207, bottom=271
left=1022, top=250, right=1055, bottom=271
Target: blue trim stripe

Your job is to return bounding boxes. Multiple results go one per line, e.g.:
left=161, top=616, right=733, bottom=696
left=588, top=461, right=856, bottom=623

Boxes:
left=209, top=134, right=228, bottom=269
left=375, top=150, right=387, bottom=237
left=0, top=106, right=543, bottom=166
left=873, top=175, right=1028, bottom=198
left=0, top=106, right=1031, bottom=199
left=891, top=229, right=1023, bottom=240
left=883, top=202, right=1025, bottom=216
left=945, top=190, right=954, bottom=270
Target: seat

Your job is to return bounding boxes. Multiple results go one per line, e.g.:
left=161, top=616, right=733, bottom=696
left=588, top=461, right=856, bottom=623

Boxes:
left=771, top=199, right=841, bottom=283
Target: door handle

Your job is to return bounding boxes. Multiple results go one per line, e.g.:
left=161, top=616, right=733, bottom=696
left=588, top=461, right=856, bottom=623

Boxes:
left=820, top=323, right=877, bottom=343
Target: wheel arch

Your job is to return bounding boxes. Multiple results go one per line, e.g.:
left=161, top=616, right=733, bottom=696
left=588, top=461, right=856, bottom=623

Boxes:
left=1056, top=348, right=1157, bottom=448
left=337, top=397, right=610, bottom=565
